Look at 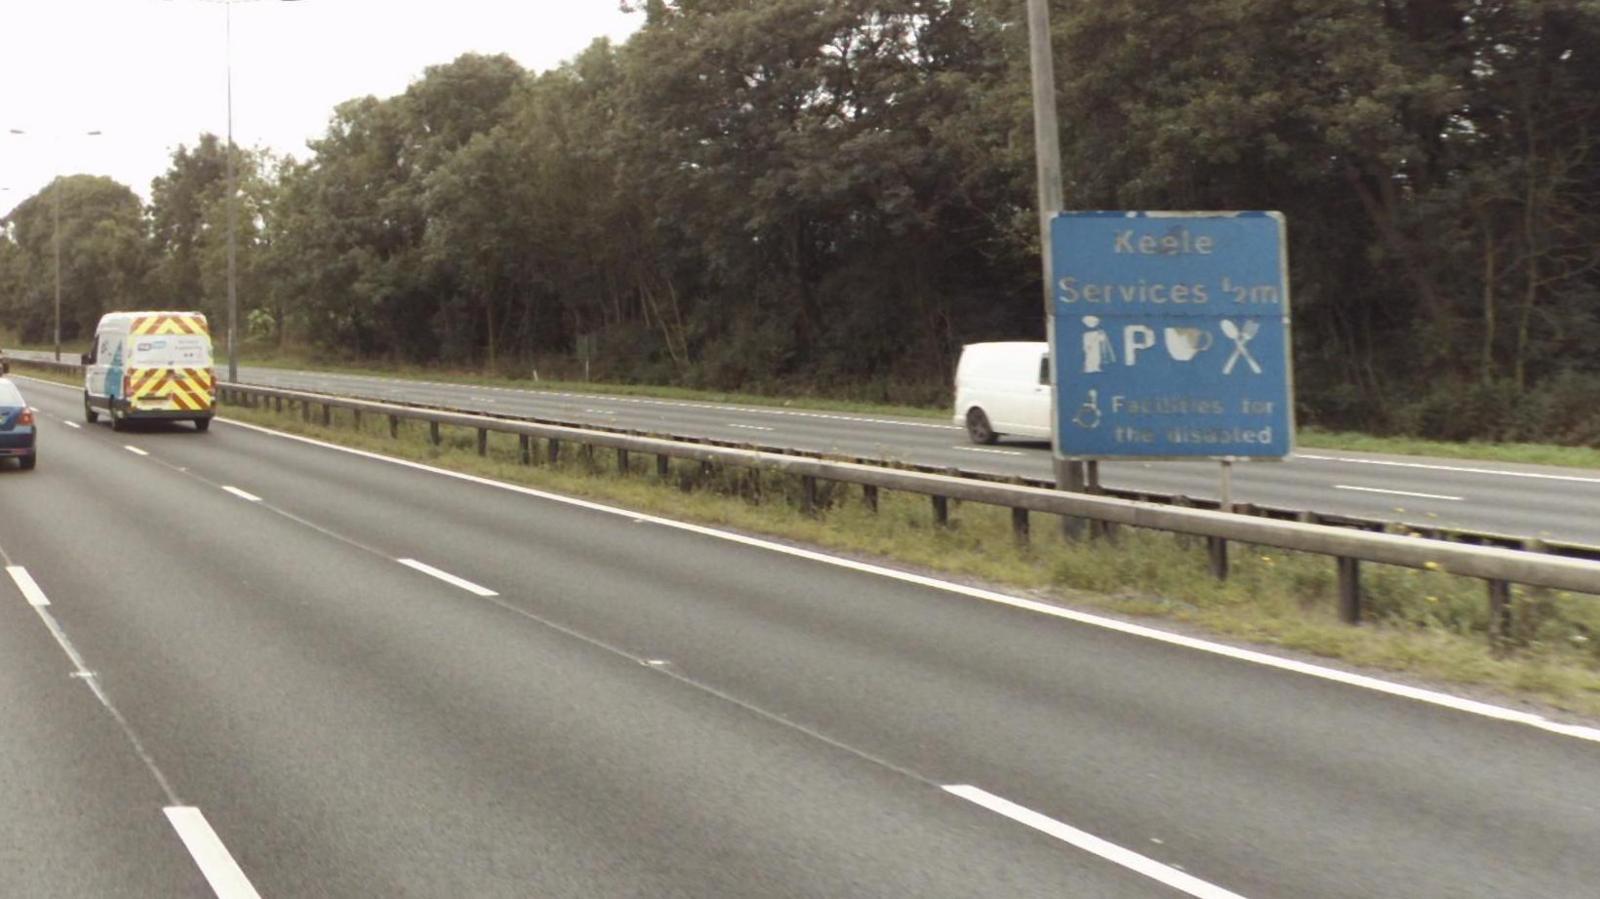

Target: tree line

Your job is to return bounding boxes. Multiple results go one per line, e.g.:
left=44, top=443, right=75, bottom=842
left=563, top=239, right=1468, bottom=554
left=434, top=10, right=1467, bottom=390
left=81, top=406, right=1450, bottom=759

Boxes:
left=2, top=0, right=1597, bottom=443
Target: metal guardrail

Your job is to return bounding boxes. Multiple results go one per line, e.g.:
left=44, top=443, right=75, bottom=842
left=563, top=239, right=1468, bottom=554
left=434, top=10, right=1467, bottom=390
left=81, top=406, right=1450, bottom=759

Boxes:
left=12, top=350, right=1597, bottom=561
left=215, top=381, right=1599, bottom=633
left=14, top=358, right=1599, bottom=636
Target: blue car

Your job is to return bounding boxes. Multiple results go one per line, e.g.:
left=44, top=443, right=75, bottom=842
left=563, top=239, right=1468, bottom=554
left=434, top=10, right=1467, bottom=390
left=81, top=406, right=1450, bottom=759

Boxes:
left=0, top=378, right=37, bottom=470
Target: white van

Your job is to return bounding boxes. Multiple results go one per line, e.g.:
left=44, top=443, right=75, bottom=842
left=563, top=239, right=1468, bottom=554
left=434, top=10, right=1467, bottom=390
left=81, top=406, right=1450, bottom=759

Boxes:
left=82, top=311, right=216, bottom=431
left=952, top=341, right=1052, bottom=444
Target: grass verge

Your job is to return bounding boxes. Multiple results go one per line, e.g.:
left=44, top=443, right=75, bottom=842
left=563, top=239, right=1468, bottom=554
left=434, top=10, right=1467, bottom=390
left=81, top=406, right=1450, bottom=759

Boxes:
left=214, top=392, right=1600, bottom=719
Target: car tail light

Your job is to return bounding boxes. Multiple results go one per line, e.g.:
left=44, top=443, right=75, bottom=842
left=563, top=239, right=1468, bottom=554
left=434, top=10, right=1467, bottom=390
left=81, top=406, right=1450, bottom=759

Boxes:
left=18, top=408, right=33, bottom=426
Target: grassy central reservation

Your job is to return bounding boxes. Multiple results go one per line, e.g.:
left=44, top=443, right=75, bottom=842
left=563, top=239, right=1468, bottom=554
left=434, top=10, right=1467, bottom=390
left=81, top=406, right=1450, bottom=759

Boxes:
left=14, top=363, right=1600, bottom=719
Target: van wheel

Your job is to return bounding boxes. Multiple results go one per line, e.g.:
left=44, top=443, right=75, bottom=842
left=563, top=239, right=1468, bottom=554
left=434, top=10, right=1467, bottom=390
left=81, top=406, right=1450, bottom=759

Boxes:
left=194, top=417, right=211, bottom=432
left=84, top=394, right=98, bottom=423
left=965, top=408, right=997, bottom=445
left=110, top=406, right=126, bottom=432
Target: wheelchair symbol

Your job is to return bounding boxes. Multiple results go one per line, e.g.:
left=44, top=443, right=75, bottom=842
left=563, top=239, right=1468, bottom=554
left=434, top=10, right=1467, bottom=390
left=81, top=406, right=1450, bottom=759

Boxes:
left=1072, top=389, right=1102, bottom=430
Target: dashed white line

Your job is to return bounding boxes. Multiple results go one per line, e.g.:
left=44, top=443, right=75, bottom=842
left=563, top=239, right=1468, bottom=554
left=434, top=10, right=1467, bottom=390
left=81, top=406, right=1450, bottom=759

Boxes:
left=944, top=786, right=1245, bottom=898
left=728, top=424, right=775, bottom=432
left=397, top=558, right=498, bottom=596
left=221, top=486, right=262, bottom=503
left=124, top=445, right=149, bottom=456
left=164, top=806, right=263, bottom=899
left=1334, top=484, right=1464, bottom=502
left=7, top=565, right=50, bottom=607
left=63, top=420, right=81, bottom=429
left=220, top=417, right=1600, bottom=743
left=8, top=564, right=185, bottom=802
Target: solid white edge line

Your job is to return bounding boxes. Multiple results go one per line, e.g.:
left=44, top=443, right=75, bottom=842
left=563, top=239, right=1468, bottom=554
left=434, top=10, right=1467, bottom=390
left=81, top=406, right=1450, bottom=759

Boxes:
left=944, top=786, right=1246, bottom=899
left=7, top=566, right=50, bottom=607
left=124, top=445, right=149, bottom=456
left=221, top=486, right=262, bottom=503
left=954, top=446, right=1026, bottom=456
left=163, top=806, right=263, bottom=899
left=214, top=417, right=1600, bottom=744
left=1298, top=452, right=1600, bottom=485
left=397, top=558, right=499, bottom=597
left=1334, top=484, right=1464, bottom=502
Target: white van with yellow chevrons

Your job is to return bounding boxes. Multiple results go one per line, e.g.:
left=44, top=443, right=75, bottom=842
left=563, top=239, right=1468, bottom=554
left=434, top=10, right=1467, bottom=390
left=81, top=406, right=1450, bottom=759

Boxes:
left=82, top=311, right=216, bottom=431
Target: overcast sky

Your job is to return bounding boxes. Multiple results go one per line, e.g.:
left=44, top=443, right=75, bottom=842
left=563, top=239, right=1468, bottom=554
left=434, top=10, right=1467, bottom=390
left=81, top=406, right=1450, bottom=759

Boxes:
left=0, top=0, right=642, bottom=217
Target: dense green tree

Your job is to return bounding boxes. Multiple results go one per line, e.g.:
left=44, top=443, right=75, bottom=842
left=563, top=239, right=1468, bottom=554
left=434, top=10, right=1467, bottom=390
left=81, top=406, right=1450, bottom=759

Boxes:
left=104, top=1, right=1600, bottom=441
left=0, top=176, right=148, bottom=344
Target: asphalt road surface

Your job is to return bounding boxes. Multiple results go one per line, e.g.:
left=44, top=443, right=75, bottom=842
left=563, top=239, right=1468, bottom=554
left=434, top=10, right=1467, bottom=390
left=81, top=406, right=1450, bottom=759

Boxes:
left=3, top=373, right=1598, bottom=897
left=12, top=350, right=1600, bottom=545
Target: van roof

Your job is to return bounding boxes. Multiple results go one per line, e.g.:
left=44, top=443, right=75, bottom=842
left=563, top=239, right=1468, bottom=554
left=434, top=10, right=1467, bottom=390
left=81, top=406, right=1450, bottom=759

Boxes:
left=97, top=310, right=206, bottom=325
left=96, top=311, right=211, bottom=336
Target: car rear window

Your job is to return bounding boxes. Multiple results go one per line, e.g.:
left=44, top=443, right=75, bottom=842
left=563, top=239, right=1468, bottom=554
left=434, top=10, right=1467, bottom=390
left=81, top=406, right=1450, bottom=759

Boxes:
left=0, top=381, right=23, bottom=405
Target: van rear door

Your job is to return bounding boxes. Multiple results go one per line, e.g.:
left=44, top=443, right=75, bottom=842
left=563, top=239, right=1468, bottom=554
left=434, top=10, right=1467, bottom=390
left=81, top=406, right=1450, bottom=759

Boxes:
left=127, top=335, right=215, bottom=412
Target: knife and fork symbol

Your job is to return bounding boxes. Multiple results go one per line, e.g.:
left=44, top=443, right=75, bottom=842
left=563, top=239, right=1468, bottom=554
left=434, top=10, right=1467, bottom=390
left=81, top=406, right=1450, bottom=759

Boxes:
left=1220, top=319, right=1262, bottom=374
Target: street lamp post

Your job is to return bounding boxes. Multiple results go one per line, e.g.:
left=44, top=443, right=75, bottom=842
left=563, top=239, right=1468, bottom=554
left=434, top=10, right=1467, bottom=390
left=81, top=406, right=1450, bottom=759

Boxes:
left=225, top=0, right=238, bottom=383
left=6, top=128, right=102, bottom=361
left=182, top=0, right=302, bottom=384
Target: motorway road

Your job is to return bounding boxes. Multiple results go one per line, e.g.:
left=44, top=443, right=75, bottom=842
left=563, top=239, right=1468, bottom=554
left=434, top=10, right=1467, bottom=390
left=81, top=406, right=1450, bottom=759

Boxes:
left=3, top=373, right=1599, bottom=897
left=11, top=350, right=1600, bottom=545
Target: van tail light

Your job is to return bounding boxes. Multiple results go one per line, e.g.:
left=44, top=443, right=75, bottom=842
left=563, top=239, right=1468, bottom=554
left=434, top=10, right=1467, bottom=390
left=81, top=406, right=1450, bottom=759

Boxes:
left=123, top=372, right=132, bottom=397
left=18, top=408, right=34, bottom=426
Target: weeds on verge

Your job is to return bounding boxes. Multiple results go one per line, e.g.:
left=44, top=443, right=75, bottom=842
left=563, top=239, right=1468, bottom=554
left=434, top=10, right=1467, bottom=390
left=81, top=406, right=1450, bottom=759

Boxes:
left=210, top=397, right=1600, bottom=718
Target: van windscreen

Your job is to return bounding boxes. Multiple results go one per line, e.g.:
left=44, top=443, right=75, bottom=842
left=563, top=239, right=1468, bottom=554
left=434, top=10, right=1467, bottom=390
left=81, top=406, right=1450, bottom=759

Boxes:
left=130, top=335, right=212, bottom=367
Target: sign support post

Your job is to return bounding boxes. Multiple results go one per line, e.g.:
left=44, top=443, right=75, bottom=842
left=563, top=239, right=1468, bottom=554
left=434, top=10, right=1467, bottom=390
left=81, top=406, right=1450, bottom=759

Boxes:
left=1025, top=0, right=1089, bottom=537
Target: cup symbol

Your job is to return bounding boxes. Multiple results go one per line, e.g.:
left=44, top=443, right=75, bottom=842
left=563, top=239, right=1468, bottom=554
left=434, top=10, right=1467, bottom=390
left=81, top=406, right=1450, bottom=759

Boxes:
left=1163, top=327, right=1213, bottom=362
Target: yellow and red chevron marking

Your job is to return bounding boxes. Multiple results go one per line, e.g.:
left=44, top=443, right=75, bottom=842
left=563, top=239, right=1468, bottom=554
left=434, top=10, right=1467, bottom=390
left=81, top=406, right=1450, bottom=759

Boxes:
left=170, top=368, right=215, bottom=411
left=127, top=367, right=164, bottom=397
left=127, top=367, right=215, bottom=411
left=130, top=313, right=209, bottom=337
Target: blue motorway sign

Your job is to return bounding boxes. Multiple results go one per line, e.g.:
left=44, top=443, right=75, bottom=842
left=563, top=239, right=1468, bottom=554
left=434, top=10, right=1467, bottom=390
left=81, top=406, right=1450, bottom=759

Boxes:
left=1049, top=211, right=1293, bottom=460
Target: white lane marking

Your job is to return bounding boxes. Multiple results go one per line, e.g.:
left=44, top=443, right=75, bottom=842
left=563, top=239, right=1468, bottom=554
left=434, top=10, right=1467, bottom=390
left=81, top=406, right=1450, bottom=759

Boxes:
left=10, top=569, right=185, bottom=802
left=1334, top=485, right=1464, bottom=502
left=397, top=558, right=499, bottom=596
left=7, top=565, right=51, bottom=607
left=944, top=786, right=1245, bottom=899
left=218, top=417, right=1600, bottom=744
left=955, top=446, right=1026, bottom=456
left=1298, top=452, right=1600, bottom=485
left=221, top=486, right=262, bottom=503
left=63, top=420, right=81, bottom=429
left=164, top=806, right=263, bottom=899
left=124, top=445, right=149, bottom=456
left=728, top=424, right=774, bottom=432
